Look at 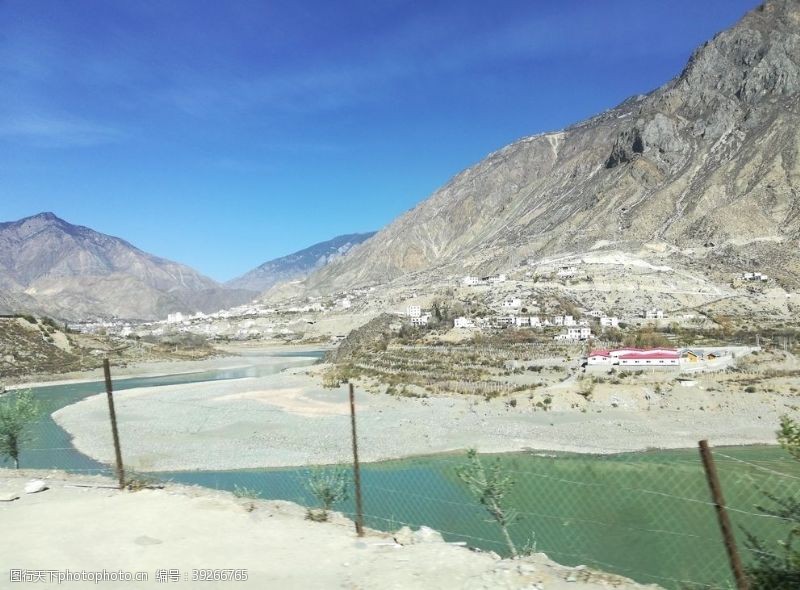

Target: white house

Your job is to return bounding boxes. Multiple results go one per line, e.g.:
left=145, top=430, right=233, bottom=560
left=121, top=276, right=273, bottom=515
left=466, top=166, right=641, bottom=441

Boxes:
left=645, top=309, right=665, bottom=320
left=496, top=316, right=515, bottom=327
left=587, top=349, right=612, bottom=365
left=586, top=309, right=604, bottom=318
left=411, top=313, right=431, bottom=326
left=167, top=312, right=185, bottom=324
left=529, top=316, right=542, bottom=328
left=600, top=316, right=620, bottom=328
left=618, top=350, right=679, bottom=367
left=556, top=327, right=592, bottom=341
left=487, top=274, right=507, bottom=285
left=462, top=276, right=482, bottom=286
left=514, top=316, right=530, bottom=327
left=339, top=298, right=352, bottom=309
left=557, top=267, right=577, bottom=278
left=407, top=305, right=422, bottom=318
left=503, top=297, right=522, bottom=309
left=454, top=317, right=475, bottom=329
left=742, top=272, right=768, bottom=282
left=568, top=326, right=592, bottom=340
left=588, top=347, right=679, bottom=366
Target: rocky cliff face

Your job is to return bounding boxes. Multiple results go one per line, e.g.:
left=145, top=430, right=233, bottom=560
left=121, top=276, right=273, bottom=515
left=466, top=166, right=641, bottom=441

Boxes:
left=304, top=0, right=800, bottom=293
left=226, top=232, right=375, bottom=293
left=0, top=213, right=255, bottom=320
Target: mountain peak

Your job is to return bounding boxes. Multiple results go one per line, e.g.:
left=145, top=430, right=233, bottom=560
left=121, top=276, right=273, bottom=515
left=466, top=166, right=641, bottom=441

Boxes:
left=0, top=212, right=255, bottom=320
left=302, top=1, right=800, bottom=293
left=32, top=211, right=59, bottom=220
left=25, top=212, right=63, bottom=223
left=14, top=211, right=67, bottom=225
left=674, top=0, right=800, bottom=108
left=227, top=231, right=376, bottom=292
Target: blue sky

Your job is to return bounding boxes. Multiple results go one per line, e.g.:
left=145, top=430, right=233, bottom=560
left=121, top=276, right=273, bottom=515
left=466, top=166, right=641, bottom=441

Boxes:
left=0, top=0, right=759, bottom=281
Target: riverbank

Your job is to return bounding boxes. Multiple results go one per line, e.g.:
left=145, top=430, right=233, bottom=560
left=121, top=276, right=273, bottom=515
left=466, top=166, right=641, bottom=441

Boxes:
left=7, top=342, right=328, bottom=390
left=51, top=356, right=796, bottom=471
left=0, top=470, right=657, bottom=590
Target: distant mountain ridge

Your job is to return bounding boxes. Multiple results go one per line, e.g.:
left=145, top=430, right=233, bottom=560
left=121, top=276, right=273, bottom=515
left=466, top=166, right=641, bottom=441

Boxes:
left=0, top=212, right=255, bottom=320
left=226, top=232, right=376, bottom=292
left=302, top=0, right=800, bottom=293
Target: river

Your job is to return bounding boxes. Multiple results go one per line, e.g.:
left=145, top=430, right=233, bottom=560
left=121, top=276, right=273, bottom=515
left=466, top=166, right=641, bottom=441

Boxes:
left=2, top=351, right=797, bottom=589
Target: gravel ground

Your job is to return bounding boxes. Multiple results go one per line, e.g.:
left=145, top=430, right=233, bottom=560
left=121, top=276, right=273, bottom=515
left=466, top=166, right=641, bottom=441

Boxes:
left=50, top=353, right=796, bottom=471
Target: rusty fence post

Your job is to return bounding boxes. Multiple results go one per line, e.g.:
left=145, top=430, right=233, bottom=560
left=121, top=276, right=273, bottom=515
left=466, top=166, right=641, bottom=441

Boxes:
left=349, top=383, right=365, bottom=536
left=698, top=440, right=749, bottom=590
left=103, top=359, right=126, bottom=489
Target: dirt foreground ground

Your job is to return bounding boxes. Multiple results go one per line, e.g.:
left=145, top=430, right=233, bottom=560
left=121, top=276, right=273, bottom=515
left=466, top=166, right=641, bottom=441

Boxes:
left=0, top=470, right=657, bottom=590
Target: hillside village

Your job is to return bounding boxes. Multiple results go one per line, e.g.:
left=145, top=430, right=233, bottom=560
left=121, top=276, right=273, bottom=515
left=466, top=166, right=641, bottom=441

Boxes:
left=71, top=246, right=796, bottom=348
left=33, top=246, right=792, bottom=399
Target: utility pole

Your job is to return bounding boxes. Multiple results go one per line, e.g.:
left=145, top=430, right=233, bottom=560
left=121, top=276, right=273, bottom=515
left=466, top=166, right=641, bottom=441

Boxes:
left=699, top=440, right=749, bottom=590
left=103, top=359, right=125, bottom=489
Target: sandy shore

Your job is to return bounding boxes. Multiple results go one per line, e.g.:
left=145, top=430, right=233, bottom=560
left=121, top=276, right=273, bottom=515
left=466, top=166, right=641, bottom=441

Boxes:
left=0, top=470, right=657, bottom=590
left=51, top=352, right=796, bottom=471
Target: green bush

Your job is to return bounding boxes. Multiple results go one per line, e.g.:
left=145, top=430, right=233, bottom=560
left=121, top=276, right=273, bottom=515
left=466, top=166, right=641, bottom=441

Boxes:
left=746, top=416, right=800, bottom=588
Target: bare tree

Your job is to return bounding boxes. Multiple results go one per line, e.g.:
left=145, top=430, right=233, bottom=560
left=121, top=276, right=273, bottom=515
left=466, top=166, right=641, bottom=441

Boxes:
left=456, top=449, right=520, bottom=557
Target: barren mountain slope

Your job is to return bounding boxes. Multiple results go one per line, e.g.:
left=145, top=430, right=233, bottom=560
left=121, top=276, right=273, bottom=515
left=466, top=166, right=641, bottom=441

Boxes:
left=305, top=0, right=800, bottom=293
left=0, top=213, right=255, bottom=320
left=227, top=232, right=375, bottom=292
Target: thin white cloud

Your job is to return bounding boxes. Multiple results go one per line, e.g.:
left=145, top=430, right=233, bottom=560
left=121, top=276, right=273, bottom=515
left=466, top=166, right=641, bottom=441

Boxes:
left=0, top=114, right=126, bottom=148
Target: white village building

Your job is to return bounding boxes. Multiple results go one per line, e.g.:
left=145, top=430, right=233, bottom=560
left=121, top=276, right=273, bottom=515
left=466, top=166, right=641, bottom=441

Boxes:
left=600, top=316, right=620, bottom=328
left=587, top=348, right=680, bottom=367
left=557, top=267, right=577, bottom=278
left=742, top=272, right=769, bottom=282
left=555, top=327, right=592, bottom=341
left=503, top=297, right=522, bottom=309
left=462, top=276, right=482, bottom=286
left=411, top=313, right=431, bottom=327
left=167, top=312, right=185, bottom=324
left=553, top=315, right=576, bottom=327
left=454, top=317, right=476, bottom=329
left=407, top=305, right=422, bottom=318
left=645, top=309, right=665, bottom=320
left=568, top=326, right=592, bottom=340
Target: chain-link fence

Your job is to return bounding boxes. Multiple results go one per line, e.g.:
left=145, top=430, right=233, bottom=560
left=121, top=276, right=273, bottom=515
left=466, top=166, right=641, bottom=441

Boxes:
left=2, top=368, right=798, bottom=590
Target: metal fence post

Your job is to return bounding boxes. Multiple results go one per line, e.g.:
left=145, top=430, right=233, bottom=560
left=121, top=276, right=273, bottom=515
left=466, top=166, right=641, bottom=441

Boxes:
left=349, top=383, right=365, bottom=536
left=103, top=359, right=126, bottom=489
left=698, top=440, right=749, bottom=590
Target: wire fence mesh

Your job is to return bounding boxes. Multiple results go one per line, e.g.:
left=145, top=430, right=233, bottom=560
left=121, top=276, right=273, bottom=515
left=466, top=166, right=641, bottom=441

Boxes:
left=2, top=369, right=798, bottom=590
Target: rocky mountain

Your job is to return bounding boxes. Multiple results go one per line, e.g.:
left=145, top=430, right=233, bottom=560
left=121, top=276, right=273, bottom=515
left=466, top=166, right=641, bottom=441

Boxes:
left=227, top=232, right=375, bottom=292
left=304, top=0, right=800, bottom=293
left=0, top=212, right=255, bottom=320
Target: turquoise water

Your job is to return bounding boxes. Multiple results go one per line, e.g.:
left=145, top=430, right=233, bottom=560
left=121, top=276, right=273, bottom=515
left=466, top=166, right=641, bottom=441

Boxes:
left=156, top=447, right=799, bottom=589
left=2, top=354, right=797, bottom=589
